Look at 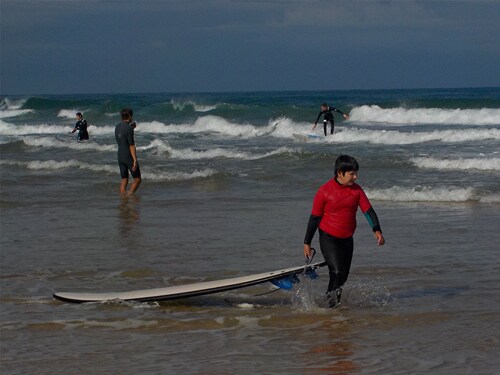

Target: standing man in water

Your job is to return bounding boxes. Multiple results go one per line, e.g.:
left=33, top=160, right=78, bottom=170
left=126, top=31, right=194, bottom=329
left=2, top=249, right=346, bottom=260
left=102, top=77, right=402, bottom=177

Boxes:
left=303, top=155, right=385, bottom=308
left=115, top=108, right=141, bottom=196
left=71, top=112, right=89, bottom=141
left=313, top=102, right=349, bottom=136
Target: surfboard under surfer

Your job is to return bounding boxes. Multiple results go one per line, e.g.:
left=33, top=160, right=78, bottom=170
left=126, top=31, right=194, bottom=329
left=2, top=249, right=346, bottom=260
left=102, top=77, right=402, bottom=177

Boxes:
left=313, top=102, right=349, bottom=136
left=303, top=155, right=385, bottom=308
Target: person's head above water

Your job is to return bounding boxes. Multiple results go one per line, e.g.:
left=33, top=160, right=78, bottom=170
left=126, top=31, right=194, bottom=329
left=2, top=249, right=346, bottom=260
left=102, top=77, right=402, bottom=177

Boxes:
left=321, top=103, right=328, bottom=110
left=334, top=155, right=359, bottom=176
left=120, top=108, right=133, bottom=121
left=76, top=112, right=83, bottom=119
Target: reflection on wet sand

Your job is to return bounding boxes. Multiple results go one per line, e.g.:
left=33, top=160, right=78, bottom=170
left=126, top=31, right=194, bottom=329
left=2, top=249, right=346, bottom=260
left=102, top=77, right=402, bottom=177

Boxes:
left=302, top=315, right=360, bottom=375
left=118, top=195, right=140, bottom=236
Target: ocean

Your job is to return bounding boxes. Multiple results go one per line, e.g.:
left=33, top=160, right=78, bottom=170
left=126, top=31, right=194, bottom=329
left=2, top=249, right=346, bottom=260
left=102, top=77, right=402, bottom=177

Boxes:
left=1, top=87, right=499, bottom=374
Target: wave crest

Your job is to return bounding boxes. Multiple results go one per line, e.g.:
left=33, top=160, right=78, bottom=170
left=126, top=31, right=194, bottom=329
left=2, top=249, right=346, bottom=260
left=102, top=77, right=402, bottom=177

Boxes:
left=366, top=186, right=498, bottom=203
left=0, top=159, right=216, bottom=181
left=327, top=128, right=500, bottom=145
left=411, top=157, right=500, bottom=171
left=349, top=105, right=500, bottom=125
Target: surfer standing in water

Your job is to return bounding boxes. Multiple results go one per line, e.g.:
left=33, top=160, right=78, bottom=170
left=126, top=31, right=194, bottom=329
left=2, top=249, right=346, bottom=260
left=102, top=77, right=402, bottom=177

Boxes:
left=313, top=103, right=349, bottom=136
left=71, top=112, right=89, bottom=141
left=115, top=108, right=141, bottom=196
left=303, top=155, right=385, bottom=308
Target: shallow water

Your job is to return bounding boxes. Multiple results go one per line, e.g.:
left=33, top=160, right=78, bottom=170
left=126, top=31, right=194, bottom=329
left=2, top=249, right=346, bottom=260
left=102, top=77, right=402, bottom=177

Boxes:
left=1, top=88, right=500, bottom=374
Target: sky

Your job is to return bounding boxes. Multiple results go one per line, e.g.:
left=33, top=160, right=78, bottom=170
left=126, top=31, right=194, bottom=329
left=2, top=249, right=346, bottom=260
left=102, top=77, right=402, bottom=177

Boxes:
left=1, top=0, right=499, bottom=95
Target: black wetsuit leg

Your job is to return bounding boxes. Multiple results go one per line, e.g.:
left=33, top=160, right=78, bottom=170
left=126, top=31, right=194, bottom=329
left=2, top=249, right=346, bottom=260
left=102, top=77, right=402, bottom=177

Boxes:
left=329, top=120, right=334, bottom=134
left=118, top=159, right=141, bottom=179
left=319, top=229, right=354, bottom=292
left=323, top=120, right=327, bottom=136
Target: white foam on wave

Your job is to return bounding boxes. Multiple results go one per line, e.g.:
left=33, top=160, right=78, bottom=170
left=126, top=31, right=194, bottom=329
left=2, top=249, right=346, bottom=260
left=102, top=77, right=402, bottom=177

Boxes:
left=0, top=121, right=69, bottom=135
left=0, top=159, right=116, bottom=173
left=142, top=168, right=217, bottom=181
left=365, top=186, right=499, bottom=203
left=263, top=117, right=500, bottom=145
left=327, top=128, right=500, bottom=145
left=0, top=109, right=34, bottom=119
left=0, top=121, right=114, bottom=136
left=138, top=116, right=277, bottom=138
left=138, top=139, right=297, bottom=160
left=0, top=159, right=217, bottom=181
left=170, top=99, right=218, bottom=112
left=3, top=116, right=498, bottom=147
left=193, top=116, right=272, bottom=137
left=0, top=97, right=32, bottom=118
left=270, top=117, right=311, bottom=138
left=411, top=157, right=500, bottom=171
left=57, top=109, right=81, bottom=119
left=194, top=104, right=218, bottom=112
left=0, top=116, right=293, bottom=140
left=349, top=105, right=500, bottom=126
left=1, top=97, right=29, bottom=110
left=22, top=137, right=116, bottom=152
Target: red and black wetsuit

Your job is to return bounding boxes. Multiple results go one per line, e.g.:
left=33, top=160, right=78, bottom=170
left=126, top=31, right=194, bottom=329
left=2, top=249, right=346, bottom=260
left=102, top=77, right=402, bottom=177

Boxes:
left=304, top=178, right=381, bottom=295
left=314, top=106, right=346, bottom=135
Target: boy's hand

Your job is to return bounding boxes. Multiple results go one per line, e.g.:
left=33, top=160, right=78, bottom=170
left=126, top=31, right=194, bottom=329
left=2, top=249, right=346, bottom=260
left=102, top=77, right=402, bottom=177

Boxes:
left=303, top=244, right=313, bottom=258
left=374, top=231, right=385, bottom=246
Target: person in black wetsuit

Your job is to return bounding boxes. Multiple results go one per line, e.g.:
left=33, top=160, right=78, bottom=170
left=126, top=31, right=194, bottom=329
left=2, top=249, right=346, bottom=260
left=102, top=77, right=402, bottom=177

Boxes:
left=71, top=112, right=89, bottom=141
left=313, top=103, right=349, bottom=136
left=115, top=108, right=141, bottom=196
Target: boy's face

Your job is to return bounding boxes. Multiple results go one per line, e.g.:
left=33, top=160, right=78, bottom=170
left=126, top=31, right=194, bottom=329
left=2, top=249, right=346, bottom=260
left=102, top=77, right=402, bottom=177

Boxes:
left=336, top=170, right=357, bottom=186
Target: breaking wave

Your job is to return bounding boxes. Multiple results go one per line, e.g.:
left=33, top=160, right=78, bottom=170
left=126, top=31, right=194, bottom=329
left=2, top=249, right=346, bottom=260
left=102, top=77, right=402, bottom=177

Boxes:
left=349, top=106, right=500, bottom=126
left=0, top=159, right=217, bottom=181
left=411, top=157, right=500, bottom=171
left=139, top=139, right=298, bottom=160
left=326, top=128, right=500, bottom=145
left=365, top=186, right=499, bottom=203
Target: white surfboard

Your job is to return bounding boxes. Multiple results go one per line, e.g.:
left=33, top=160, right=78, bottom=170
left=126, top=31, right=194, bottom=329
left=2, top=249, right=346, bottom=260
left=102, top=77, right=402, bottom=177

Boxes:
left=53, top=261, right=326, bottom=304
left=293, top=133, right=322, bottom=142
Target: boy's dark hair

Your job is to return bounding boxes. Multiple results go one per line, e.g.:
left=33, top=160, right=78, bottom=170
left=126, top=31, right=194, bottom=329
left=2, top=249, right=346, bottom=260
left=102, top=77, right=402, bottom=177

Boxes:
left=120, top=108, right=133, bottom=120
left=76, top=112, right=82, bottom=117
left=334, top=155, right=359, bottom=176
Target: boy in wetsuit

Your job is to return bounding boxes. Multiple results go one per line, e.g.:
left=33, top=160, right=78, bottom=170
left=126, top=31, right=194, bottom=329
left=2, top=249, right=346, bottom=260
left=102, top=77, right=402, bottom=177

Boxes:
left=303, top=155, right=385, bottom=308
left=71, top=112, right=89, bottom=141
left=313, top=103, right=349, bottom=136
left=115, top=108, right=141, bottom=196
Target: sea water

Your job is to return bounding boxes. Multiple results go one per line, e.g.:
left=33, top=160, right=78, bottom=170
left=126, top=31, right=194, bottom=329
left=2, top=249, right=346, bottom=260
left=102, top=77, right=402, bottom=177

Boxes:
left=1, top=88, right=499, bottom=374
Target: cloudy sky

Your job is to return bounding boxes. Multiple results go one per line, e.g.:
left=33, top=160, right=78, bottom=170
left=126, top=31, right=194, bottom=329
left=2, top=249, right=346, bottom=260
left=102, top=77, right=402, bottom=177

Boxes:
left=1, top=0, right=499, bottom=95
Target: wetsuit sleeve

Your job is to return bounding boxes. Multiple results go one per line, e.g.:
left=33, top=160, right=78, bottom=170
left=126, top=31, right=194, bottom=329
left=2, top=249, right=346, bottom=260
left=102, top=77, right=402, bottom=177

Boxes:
left=127, top=126, right=135, bottom=146
left=363, top=207, right=382, bottom=233
left=314, top=111, right=323, bottom=125
left=304, top=215, right=321, bottom=245
left=304, top=186, right=327, bottom=244
left=358, top=187, right=382, bottom=232
left=331, top=107, right=346, bottom=116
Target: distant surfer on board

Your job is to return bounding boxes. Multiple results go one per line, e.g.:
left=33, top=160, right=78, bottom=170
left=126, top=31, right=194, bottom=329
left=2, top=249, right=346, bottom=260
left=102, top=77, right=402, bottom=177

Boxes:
left=303, top=155, right=385, bottom=308
left=313, top=103, right=349, bottom=136
left=71, top=112, right=89, bottom=141
left=115, top=108, right=141, bottom=196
